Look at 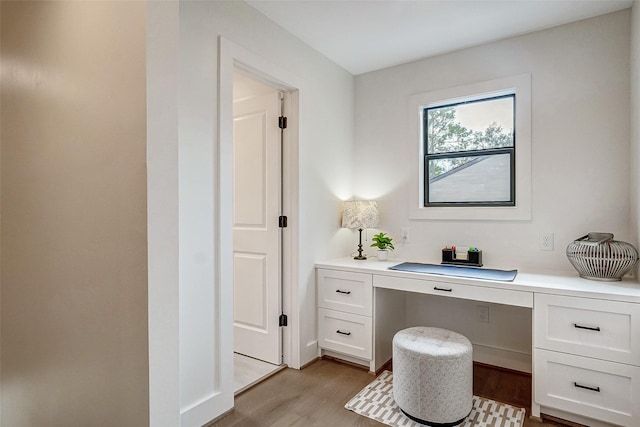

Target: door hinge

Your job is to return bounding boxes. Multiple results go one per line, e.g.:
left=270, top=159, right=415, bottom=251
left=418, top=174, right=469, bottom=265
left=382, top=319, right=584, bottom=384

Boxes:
left=279, top=116, right=288, bottom=129
left=279, top=216, right=288, bottom=228
left=279, top=314, right=288, bottom=327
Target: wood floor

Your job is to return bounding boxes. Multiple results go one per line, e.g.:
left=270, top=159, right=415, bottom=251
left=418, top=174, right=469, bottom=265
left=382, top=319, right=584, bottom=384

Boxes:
left=473, top=363, right=532, bottom=416
left=208, top=358, right=570, bottom=427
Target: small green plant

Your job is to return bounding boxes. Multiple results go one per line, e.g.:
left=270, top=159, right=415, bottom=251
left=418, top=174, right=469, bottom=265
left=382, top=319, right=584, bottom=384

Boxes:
left=371, top=232, right=395, bottom=251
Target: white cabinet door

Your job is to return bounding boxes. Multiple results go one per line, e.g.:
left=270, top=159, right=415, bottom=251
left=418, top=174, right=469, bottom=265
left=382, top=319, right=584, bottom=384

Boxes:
left=318, top=308, right=372, bottom=360
left=317, top=269, right=372, bottom=316
left=534, top=293, right=640, bottom=365
left=535, top=349, right=640, bottom=427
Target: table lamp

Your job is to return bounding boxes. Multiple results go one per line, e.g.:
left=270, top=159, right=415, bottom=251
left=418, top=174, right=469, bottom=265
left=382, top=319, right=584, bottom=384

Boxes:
left=342, top=200, right=379, bottom=260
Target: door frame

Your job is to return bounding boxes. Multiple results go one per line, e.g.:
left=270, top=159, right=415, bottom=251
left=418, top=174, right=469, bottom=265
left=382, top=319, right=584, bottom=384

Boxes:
left=219, top=37, right=301, bottom=377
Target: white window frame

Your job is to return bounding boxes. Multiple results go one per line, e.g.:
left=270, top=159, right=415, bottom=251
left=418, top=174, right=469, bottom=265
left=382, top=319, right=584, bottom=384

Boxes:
left=409, top=74, right=532, bottom=221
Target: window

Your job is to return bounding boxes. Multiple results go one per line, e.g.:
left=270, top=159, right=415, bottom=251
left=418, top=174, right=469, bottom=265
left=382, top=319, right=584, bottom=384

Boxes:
left=409, top=74, right=531, bottom=221
left=424, top=94, right=515, bottom=207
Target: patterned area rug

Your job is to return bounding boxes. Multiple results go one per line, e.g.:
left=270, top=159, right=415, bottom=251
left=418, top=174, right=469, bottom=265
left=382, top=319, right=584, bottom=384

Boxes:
left=345, top=371, right=525, bottom=427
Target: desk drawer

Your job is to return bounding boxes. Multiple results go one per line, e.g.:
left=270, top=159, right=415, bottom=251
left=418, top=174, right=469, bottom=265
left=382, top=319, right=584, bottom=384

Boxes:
left=373, top=274, right=533, bottom=308
left=534, top=294, right=640, bottom=365
left=317, top=269, right=372, bottom=316
left=318, top=308, right=372, bottom=360
left=535, top=349, right=640, bottom=427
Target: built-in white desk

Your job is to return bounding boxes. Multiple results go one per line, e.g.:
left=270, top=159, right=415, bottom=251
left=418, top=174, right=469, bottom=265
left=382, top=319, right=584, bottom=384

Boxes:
left=315, top=257, right=640, bottom=427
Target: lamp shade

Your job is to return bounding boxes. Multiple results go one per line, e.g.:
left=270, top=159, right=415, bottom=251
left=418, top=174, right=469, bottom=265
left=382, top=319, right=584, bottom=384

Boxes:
left=342, top=200, right=379, bottom=229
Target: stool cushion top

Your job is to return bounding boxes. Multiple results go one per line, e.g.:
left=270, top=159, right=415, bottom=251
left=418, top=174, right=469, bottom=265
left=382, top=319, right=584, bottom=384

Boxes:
left=393, top=326, right=471, bottom=358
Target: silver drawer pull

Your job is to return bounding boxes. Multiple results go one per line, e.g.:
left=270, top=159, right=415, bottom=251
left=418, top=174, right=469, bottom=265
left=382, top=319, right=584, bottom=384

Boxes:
left=574, top=382, right=600, bottom=393
left=335, top=289, right=351, bottom=295
left=434, top=287, right=452, bottom=292
left=574, top=323, right=601, bottom=332
left=336, top=330, right=351, bottom=336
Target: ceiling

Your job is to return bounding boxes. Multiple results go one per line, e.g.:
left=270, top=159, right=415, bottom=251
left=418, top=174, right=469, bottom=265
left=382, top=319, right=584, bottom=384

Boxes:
left=247, top=0, right=633, bottom=75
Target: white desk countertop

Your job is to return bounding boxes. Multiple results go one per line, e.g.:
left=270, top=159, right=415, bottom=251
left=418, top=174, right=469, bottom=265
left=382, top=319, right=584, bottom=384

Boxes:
left=315, top=257, right=640, bottom=304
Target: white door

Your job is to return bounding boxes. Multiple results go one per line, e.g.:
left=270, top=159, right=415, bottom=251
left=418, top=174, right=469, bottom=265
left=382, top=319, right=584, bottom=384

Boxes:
left=233, top=91, right=282, bottom=365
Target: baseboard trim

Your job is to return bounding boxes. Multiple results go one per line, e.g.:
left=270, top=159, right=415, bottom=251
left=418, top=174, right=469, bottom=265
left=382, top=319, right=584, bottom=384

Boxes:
left=541, top=412, right=587, bottom=427
left=375, top=358, right=393, bottom=376
left=320, top=351, right=370, bottom=371
left=473, top=361, right=531, bottom=377
left=473, top=343, right=531, bottom=373
left=202, top=408, right=234, bottom=427
left=541, top=407, right=615, bottom=427
left=181, top=391, right=232, bottom=427
left=319, top=344, right=531, bottom=375
left=299, top=357, right=319, bottom=370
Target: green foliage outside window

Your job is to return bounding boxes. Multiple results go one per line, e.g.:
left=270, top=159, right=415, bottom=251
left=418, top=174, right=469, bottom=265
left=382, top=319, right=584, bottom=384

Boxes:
left=426, top=99, right=514, bottom=181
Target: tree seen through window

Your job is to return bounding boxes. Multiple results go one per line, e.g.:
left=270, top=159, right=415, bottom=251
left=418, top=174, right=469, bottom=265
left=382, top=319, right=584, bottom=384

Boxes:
left=424, top=94, right=515, bottom=206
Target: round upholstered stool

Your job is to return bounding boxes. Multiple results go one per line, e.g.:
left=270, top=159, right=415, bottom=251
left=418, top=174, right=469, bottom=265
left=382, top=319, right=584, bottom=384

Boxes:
left=392, top=327, right=473, bottom=426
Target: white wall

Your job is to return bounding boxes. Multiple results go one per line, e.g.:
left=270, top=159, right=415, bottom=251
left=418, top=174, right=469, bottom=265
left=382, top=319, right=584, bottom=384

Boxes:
left=0, top=4, right=3, bottom=421
left=147, top=2, right=180, bottom=426
left=406, top=297, right=533, bottom=372
left=353, top=10, right=631, bottom=370
left=631, top=3, right=640, bottom=251
left=354, top=10, right=632, bottom=274
left=147, top=1, right=354, bottom=425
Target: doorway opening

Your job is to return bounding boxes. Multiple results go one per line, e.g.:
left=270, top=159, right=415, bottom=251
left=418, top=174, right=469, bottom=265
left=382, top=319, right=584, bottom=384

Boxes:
left=219, top=37, right=301, bottom=409
left=232, top=70, right=289, bottom=394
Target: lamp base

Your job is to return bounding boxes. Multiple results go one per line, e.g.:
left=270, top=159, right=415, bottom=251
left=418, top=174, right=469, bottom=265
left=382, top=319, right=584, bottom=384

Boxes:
left=353, top=228, right=367, bottom=260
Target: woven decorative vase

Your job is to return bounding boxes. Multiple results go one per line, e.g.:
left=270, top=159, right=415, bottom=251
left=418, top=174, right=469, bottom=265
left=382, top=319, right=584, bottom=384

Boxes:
left=566, top=233, right=639, bottom=281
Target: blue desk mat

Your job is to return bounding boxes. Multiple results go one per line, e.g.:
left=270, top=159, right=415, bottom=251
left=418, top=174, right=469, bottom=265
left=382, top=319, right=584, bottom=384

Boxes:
left=389, top=262, right=518, bottom=282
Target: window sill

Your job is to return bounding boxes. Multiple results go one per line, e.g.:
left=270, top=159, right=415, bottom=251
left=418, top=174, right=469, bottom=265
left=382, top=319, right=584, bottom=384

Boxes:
left=409, top=203, right=531, bottom=221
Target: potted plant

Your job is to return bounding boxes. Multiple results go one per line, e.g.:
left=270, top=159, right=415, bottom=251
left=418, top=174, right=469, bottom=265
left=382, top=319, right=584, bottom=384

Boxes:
left=371, top=232, right=395, bottom=261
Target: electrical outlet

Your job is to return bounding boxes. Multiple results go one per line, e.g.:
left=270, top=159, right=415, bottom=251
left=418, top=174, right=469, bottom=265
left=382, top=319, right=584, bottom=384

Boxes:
left=477, top=305, right=489, bottom=323
left=539, top=232, right=554, bottom=251
left=401, top=227, right=410, bottom=243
